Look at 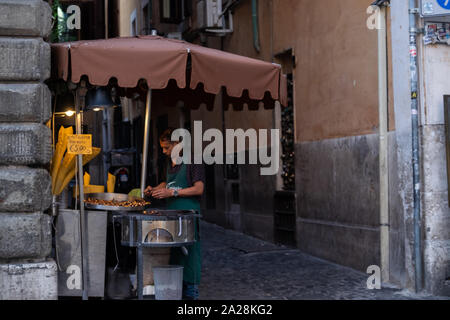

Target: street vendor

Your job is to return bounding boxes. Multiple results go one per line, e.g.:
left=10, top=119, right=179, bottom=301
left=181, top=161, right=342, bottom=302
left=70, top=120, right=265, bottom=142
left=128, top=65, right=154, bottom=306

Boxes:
left=144, top=128, right=205, bottom=300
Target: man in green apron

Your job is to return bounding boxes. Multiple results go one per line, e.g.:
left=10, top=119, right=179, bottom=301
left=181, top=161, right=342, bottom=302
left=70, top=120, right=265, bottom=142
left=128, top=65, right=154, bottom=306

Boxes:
left=144, top=128, right=204, bottom=300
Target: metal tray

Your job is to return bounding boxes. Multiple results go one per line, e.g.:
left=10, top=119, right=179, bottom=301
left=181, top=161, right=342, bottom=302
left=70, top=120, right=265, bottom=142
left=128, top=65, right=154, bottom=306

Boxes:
left=133, top=209, right=201, bottom=220
left=84, top=192, right=150, bottom=211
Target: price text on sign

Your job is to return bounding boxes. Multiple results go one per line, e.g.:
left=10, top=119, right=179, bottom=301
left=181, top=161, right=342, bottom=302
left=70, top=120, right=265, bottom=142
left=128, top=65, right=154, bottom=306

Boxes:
left=67, top=134, right=92, bottom=155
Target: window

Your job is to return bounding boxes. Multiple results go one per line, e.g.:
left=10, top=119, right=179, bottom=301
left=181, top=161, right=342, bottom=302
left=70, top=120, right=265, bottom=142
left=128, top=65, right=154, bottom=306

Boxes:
left=159, top=0, right=182, bottom=24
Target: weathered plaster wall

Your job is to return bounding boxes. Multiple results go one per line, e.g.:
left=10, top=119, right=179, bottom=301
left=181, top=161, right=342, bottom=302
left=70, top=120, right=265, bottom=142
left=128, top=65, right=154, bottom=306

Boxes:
left=273, top=0, right=381, bottom=143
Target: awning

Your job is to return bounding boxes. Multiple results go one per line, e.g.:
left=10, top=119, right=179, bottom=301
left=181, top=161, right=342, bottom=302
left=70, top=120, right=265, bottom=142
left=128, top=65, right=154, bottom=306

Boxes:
left=51, top=35, right=287, bottom=108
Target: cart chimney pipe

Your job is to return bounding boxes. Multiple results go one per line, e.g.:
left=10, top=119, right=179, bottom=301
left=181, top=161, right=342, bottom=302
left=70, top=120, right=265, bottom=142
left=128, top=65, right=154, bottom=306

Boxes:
left=140, top=89, right=152, bottom=198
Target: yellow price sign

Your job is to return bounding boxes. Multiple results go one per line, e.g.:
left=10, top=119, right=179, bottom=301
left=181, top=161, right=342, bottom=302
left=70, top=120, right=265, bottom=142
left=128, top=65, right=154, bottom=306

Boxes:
left=67, top=134, right=92, bottom=155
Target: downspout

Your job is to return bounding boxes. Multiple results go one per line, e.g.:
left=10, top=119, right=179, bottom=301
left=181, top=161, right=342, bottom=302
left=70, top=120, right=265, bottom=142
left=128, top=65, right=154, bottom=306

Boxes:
left=252, top=0, right=260, bottom=52
left=377, top=2, right=390, bottom=284
left=408, top=0, right=422, bottom=293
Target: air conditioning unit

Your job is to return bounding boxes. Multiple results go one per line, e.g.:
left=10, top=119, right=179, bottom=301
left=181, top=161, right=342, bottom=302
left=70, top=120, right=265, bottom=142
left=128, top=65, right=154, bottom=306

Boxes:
left=197, top=0, right=224, bottom=29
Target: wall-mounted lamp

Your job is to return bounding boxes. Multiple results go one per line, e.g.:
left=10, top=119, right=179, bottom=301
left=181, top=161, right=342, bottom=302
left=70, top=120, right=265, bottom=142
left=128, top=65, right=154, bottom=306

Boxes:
left=54, top=110, right=76, bottom=117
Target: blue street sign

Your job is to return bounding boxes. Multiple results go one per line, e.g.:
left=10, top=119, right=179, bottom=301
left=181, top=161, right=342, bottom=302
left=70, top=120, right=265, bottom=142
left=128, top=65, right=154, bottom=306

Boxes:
left=421, top=0, right=450, bottom=16
left=437, top=0, right=450, bottom=10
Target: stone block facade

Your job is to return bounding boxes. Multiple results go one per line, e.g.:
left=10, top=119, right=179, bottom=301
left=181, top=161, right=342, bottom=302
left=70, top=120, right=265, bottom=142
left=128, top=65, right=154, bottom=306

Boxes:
left=0, top=84, right=51, bottom=123
left=0, top=0, right=56, bottom=300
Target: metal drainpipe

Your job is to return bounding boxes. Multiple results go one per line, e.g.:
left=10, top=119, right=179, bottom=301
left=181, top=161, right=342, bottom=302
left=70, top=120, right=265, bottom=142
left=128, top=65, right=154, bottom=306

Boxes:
left=409, top=0, right=422, bottom=293
left=377, top=3, right=389, bottom=284
left=252, top=0, right=260, bottom=52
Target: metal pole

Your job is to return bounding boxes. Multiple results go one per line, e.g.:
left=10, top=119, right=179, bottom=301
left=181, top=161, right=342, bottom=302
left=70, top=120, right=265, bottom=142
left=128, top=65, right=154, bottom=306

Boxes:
left=105, top=0, right=108, bottom=39
left=377, top=3, right=389, bottom=284
left=409, top=0, right=422, bottom=293
left=75, top=84, right=89, bottom=300
left=140, top=89, right=152, bottom=198
left=137, top=223, right=143, bottom=300
left=102, top=109, right=109, bottom=187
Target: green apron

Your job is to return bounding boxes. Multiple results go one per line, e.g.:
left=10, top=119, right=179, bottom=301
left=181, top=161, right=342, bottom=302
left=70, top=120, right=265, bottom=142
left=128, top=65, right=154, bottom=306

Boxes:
left=166, top=163, right=202, bottom=285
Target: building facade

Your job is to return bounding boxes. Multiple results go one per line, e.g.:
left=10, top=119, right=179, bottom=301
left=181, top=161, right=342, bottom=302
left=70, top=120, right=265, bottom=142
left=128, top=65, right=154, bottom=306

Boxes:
left=0, top=0, right=448, bottom=298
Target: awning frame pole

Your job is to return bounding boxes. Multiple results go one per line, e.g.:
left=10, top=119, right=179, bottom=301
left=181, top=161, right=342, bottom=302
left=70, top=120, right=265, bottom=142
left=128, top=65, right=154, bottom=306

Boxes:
left=74, top=81, right=89, bottom=300
left=140, top=89, right=152, bottom=198
left=102, top=108, right=109, bottom=187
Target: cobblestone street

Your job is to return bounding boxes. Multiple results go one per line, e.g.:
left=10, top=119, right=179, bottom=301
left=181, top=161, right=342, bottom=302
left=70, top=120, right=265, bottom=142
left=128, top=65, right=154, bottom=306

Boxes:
left=199, top=221, right=449, bottom=300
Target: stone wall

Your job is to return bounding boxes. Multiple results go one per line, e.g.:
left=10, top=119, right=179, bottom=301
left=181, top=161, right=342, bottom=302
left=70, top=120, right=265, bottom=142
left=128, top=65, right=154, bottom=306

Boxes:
left=295, top=133, right=381, bottom=272
left=295, top=132, right=407, bottom=282
left=0, top=0, right=57, bottom=300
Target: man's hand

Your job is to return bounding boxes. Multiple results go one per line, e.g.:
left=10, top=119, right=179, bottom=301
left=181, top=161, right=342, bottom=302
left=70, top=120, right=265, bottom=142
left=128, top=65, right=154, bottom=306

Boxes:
left=144, top=186, right=153, bottom=196
left=152, top=188, right=174, bottom=199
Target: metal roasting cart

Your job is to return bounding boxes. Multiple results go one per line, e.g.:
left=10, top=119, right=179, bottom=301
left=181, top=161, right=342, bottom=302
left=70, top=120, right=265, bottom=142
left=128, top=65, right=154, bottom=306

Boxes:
left=112, top=209, right=201, bottom=300
left=83, top=194, right=200, bottom=300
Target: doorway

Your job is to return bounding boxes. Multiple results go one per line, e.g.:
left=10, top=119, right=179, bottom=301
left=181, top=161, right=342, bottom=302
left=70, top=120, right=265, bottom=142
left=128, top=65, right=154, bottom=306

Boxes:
left=274, top=49, right=296, bottom=247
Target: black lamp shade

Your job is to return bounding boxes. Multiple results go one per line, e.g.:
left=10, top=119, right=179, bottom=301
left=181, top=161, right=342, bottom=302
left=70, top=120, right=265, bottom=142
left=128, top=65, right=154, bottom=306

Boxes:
left=85, top=87, right=115, bottom=108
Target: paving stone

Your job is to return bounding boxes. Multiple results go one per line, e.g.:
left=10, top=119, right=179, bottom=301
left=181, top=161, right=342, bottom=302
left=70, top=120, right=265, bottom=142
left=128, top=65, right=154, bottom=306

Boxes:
left=0, top=83, right=51, bottom=123
left=0, top=0, right=52, bottom=37
left=0, top=260, right=57, bottom=300
left=0, top=123, right=52, bottom=165
left=0, top=37, right=50, bottom=81
left=0, top=212, right=51, bottom=260
left=199, top=221, right=449, bottom=300
left=0, top=166, right=52, bottom=212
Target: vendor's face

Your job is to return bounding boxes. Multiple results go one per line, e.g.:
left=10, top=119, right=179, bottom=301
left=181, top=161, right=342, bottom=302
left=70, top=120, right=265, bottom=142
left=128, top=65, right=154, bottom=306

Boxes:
left=160, top=140, right=177, bottom=157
